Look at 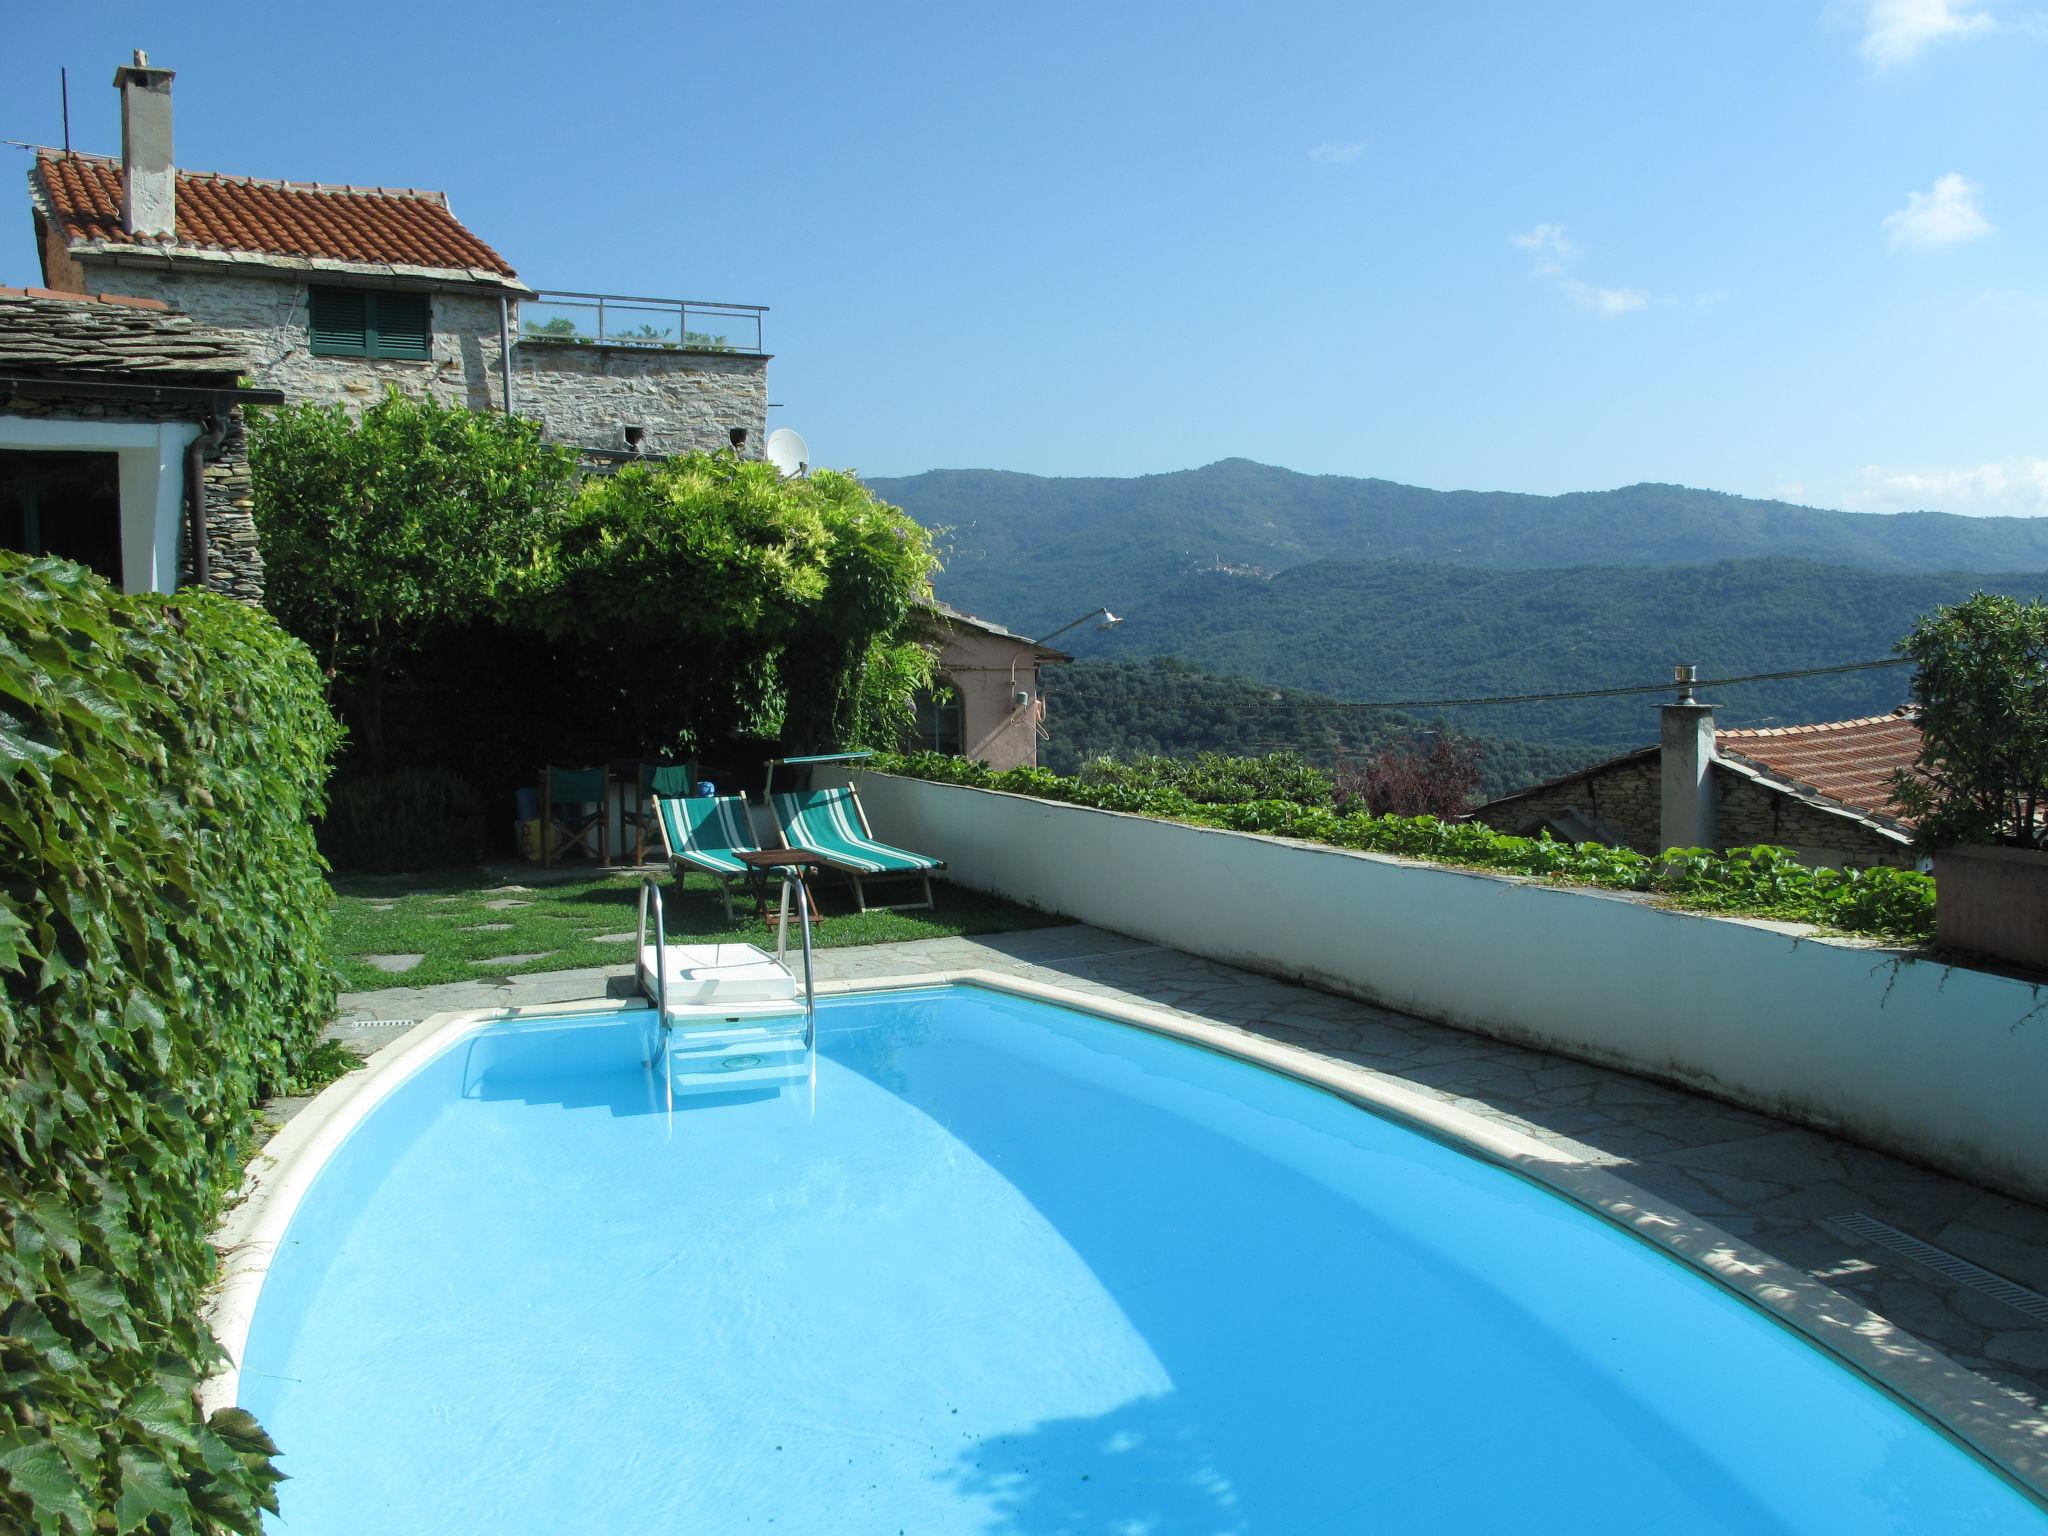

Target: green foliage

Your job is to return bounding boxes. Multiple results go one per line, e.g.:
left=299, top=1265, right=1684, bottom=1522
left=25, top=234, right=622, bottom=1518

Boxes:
left=251, top=411, right=938, bottom=801
left=1078, top=750, right=1335, bottom=806
left=879, top=750, right=1936, bottom=943
left=1040, top=657, right=1594, bottom=797
left=1891, top=593, right=2048, bottom=850
left=249, top=390, right=578, bottom=768
left=320, top=768, right=487, bottom=874
left=0, top=556, right=341, bottom=1534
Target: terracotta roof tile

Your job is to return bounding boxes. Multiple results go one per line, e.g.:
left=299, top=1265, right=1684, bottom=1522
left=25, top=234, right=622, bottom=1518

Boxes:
left=1716, top=709, right=1922, bottom=825
left=34, top=152, right=517, bottom=278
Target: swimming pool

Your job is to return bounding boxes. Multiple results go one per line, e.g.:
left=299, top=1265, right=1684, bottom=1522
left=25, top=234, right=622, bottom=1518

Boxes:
left=236, top=983, right=2046, bottom=1532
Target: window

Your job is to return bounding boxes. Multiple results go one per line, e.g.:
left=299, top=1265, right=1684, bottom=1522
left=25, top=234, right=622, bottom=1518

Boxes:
left=911, top=684, right=964, bottom=755
left=0, top=450, right=123, bottom=585
left=308, top=286, right=432, bottom=359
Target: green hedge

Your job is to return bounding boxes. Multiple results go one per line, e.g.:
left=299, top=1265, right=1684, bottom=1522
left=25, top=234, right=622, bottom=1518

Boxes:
left=878, top=751, right=1937, bottom=943
left=0, top=558, right=343, bottom=1534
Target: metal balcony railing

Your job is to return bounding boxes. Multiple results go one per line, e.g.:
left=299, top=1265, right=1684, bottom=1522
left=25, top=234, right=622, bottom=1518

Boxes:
left=517, top=290, right=767, bottom=355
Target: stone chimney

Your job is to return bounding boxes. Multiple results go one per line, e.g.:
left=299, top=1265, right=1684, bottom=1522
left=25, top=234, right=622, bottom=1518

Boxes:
left=111, top=50, right=176, bottom=240
left=1659, top=663, right=1716, bottom=852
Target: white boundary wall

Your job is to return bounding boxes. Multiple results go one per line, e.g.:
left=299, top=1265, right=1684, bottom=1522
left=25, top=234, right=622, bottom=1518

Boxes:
left=849, top=772, right=2048, bottom=1204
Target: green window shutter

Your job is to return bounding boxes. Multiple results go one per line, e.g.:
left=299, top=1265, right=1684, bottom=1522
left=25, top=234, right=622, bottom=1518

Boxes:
left=308, top=287, right=368, bottom=355
left=368, top=291, right=432, bottom=360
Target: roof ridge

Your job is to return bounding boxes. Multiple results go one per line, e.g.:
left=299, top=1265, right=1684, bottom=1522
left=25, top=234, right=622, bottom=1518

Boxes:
left=1716, top=710, right=1917, bottom=739
left=36, top=152, right=449, bottom=205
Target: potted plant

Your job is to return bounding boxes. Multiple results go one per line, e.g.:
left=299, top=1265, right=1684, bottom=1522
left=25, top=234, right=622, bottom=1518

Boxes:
left=1892, top=593, right=2048, bottom=970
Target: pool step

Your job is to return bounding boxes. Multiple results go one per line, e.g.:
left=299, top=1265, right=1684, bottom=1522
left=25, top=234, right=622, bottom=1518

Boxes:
left=665, top=1025, right=810, bottom=1095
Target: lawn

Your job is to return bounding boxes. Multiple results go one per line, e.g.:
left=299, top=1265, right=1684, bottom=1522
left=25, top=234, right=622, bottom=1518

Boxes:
left=329, top=863, right=1062, bottom=991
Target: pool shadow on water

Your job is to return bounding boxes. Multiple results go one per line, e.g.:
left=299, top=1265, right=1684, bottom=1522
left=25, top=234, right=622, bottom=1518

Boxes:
left=944, top=1395, right=1250, bottom=1536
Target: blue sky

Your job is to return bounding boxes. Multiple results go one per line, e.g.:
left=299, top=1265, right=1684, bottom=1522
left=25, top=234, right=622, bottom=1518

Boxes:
left=5, top=1, right=2044, bottom=513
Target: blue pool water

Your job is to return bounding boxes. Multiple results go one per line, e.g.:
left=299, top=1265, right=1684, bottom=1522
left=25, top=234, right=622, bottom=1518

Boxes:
left=242, top=986, right=2044, bottom=1533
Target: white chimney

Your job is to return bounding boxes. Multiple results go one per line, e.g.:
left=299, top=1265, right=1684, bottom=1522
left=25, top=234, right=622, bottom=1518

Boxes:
left=112, top=50, right=176, bottom=240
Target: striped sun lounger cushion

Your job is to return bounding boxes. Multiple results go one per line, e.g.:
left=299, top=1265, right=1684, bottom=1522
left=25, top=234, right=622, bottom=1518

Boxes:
left=656, top=795, right=760, bottom=875
left=772, top=788, right=942, bottom=875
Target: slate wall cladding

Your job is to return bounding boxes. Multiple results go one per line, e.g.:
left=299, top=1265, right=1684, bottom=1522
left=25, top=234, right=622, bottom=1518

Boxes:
left=1469, top=753, right=1914, bottom=868
left=70, top=261, right=511, bottom=414
left=511, top=339, right=769, bottom=456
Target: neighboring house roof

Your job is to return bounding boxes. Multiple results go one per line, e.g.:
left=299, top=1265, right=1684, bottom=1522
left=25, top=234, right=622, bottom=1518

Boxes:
left=1715, top=710, right=1922, bottom=831
left=0, top=284, right=246, bottom=378
left=929, top=600, right=1073, bottom=661
left=1472, top=707, right=1922, bottom=845
left=31, top=150, right=522, bottom=286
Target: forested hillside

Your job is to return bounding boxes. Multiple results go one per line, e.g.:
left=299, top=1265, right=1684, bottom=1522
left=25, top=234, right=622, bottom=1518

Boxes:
left=1072, top=557, right=2046, bottom=748
left=1039, top=657, right=1597, bottom=796
left=870, top=458, right=2048, bottom=638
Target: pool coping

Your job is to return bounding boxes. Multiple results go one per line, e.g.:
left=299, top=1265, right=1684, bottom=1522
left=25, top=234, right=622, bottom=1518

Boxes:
left=206, top=969, right=2048, bottom=1506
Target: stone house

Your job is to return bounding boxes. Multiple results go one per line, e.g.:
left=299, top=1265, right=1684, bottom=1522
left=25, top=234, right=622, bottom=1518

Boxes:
left=0, top=284, right=279, bottom=600
left=26, top=53, right=768, bottom=460
left=914, top=603, right=1072, bottom=771
left=1468, top=695, right=1923, bottom=869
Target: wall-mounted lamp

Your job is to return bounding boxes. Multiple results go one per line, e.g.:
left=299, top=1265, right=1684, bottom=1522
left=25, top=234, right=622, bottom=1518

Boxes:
left=1030, top=606, right=1124, bottom=647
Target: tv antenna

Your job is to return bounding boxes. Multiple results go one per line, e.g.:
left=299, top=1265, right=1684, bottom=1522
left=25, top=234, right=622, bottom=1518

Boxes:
left=765, top=426, right=809, bottom=479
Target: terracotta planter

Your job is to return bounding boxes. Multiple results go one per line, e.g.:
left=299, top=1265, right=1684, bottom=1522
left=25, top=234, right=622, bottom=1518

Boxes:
left=1936, top=844, right=2048, bottom=973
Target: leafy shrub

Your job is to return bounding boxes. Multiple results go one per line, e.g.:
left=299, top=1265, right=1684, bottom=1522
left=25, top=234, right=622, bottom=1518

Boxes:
left=878, top=750, right=1936, bottom=942
left=1891, top=592, right=2048, bottom=850
left=251, top=408, right=939, bottom=781
left=1079, top=750, right=1335, bottom=806
left=320, top=767, right=487, bottom=873
left=0, top=557, right=342, bottom=1534
left=250, top=391, right=578, bottom=774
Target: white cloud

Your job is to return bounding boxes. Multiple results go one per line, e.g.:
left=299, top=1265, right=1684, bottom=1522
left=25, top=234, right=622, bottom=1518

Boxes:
left=1308, top=139, right=1368, bottom=165
left=1884, top=171, right=1992, bottom=248
left=1564, top=280, right=1649, bottom=315
left=1834, top=457, right=2048, bottom=516
left=1510, top=222, right=1582, bottom=276
left=1857, top=0, right=1997, bottom=69
left=1510, top=223, right=1650, bottom=316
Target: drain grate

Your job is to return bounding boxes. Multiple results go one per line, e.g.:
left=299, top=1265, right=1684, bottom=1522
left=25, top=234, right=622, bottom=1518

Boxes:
left=340, top=1018, right=417, bottom=1030
left=1830, top=1212, right=2048, bottom=1324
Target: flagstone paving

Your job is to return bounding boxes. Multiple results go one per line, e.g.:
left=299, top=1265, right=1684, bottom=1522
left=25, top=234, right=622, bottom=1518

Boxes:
left=325, top=921, right=2048, bottom=1431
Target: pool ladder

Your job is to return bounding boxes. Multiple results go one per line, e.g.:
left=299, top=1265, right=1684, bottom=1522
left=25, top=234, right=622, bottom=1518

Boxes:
left=636, top=875, right=817, bottom=1051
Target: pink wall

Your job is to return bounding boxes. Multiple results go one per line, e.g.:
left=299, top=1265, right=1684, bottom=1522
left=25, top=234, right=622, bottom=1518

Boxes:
left=933, top=622, right=1052, bottom=771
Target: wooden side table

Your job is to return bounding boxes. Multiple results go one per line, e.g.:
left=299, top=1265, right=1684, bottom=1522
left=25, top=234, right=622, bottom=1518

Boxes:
left=734, top=848, right=825, bottom=922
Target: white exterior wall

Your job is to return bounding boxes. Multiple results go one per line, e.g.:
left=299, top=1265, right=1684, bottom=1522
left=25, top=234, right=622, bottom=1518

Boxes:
left=844, top=773, right=2048, bottom=1205
left=0, top=414, right=195, bottom=593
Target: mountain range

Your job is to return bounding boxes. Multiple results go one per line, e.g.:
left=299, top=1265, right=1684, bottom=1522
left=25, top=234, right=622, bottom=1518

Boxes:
left=870, top=460, right=2048, bottom=753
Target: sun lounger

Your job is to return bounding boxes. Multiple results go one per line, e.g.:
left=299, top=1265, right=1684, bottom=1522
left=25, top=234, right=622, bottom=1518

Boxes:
left=770, top=785, right=943, bottom=912
left=653, top=793, right=762, bottom=923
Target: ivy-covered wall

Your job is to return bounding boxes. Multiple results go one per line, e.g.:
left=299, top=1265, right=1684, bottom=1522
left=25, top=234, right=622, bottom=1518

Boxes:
left=0, top=557, right=342, bottom=1534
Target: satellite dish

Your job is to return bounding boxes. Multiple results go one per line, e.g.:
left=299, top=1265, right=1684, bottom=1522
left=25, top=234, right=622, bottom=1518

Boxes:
left=765, top=427, right=809, bottom=479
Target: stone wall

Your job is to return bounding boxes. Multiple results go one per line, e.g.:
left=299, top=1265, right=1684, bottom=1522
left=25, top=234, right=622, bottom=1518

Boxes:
left=0, top=387, right=262, bottom=603
left=1471, top=752, right=1914, bottom=868
left=76, top=262, right=772, bottom=457
left=71, top=260, right=512, bottom=415
left=511, top=339, right=768, bottom=456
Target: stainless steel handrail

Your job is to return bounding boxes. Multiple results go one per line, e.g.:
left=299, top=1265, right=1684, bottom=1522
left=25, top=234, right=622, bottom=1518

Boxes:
left=774, top=874, right=818, bottom=1048
left=637, top=877, right=668, bottom=1027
